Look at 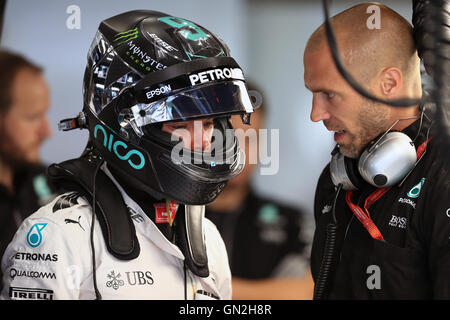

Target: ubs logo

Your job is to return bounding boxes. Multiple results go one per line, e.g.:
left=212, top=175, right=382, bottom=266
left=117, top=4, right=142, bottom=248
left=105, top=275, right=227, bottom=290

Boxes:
left=106, top=270, right=154, bottom=290
left=94, top=124, right=145, bottom=170
left=126, top=271, right=154, bottom=286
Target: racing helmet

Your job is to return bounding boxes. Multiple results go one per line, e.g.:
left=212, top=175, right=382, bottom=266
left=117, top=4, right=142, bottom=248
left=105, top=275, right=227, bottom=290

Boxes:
left=74, top=10, right=254, bottom=205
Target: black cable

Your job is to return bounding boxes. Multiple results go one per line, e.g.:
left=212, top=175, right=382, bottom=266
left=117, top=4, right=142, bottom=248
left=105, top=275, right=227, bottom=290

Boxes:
left=0, top=0, right=6, bottom=44
left=91, top=157, right=104, bottom=300
left=313, top=183, right=342, bottom=300
left=184, top=261, right=187, bottom=300
left=321, top=0, right=422, bottom=107
left=412, top=109, right=425, bottom=143
left=412, top=0, right=450, bottom=159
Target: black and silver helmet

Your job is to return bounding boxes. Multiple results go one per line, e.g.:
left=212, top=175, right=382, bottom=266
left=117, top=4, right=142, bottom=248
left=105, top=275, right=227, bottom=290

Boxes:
left=74, top=10, right=253, bottom=205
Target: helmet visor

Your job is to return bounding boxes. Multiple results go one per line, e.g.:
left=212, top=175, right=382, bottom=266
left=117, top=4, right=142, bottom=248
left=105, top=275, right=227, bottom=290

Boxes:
left=144, top=116, right=246, bottom=183
left=121, top=80, right=253, bottom=135
left=159, top=142, right=246, bottom=183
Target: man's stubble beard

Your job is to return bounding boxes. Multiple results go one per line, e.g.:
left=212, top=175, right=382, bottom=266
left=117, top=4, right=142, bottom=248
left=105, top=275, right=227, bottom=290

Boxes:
left=0, top=124, right=40, bottom=170
left=339, top=99, right=390, bottom=159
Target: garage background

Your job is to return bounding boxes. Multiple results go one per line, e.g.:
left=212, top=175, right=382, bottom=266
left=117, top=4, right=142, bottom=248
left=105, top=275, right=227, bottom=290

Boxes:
left=0, top=0, right=414, bottom=239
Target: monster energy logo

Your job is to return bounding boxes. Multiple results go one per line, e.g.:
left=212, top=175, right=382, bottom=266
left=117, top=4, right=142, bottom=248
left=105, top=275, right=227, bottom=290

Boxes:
left=126, top=40, right=166, bottom=71
left=113, top=28, right=138, bottom=45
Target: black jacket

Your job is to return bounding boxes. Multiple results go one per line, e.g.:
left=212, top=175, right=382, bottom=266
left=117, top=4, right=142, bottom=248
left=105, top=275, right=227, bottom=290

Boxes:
left=0, top=165, right=57, bottom=287
left=311, top=113, right=450, bottom=299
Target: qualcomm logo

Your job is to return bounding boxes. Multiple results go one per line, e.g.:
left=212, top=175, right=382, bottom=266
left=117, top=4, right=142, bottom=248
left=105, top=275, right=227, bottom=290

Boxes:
left=94, top=124, right=145, bottom=170
left=407, top=178, right=426, bottom=198
left=27, top=223, right=48, bottom=248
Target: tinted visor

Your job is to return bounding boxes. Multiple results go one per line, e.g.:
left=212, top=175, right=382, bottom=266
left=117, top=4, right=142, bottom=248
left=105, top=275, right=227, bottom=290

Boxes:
left=124, top=80, right=253, bottom=133
left=144, top=116, right=246, bottom=183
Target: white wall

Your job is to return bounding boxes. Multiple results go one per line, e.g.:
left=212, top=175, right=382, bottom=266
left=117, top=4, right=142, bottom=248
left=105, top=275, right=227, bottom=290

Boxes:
left=2, top=0, right=414, bottom=223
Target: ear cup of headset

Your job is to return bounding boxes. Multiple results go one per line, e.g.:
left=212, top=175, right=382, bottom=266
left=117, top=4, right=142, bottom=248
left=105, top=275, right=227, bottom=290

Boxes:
left=330, top=148, right=365, bottom=190
left=330, top=131, right=417, bottom=190
left=358, top=131, right=417, bottom=188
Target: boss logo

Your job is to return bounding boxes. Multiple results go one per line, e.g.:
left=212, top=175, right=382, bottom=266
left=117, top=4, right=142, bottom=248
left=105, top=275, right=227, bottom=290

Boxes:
left=388, top=215, right=407, bottom=229
left=94, top=124, right=145, bottom=170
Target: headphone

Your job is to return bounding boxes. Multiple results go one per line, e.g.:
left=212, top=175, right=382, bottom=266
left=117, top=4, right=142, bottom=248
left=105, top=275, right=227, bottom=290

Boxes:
left=329, top=115, right=427, bottom=190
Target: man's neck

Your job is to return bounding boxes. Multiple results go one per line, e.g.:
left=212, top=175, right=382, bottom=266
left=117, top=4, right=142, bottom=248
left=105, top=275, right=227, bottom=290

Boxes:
left=0, top=158, right=13, bottom=194
left=391, top=105, right=421, bottom=131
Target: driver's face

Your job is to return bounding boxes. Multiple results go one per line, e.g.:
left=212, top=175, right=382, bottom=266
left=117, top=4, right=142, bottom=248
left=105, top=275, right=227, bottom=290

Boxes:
left=161, top=118, right=214, bottom=152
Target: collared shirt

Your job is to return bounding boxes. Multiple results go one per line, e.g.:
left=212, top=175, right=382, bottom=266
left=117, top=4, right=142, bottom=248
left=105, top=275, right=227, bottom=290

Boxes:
left=0, top=167, right=231, bottom=300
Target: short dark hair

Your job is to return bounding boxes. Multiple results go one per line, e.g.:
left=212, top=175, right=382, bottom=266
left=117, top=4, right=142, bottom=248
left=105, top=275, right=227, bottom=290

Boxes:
left=0, top=49, right=43, bottom=114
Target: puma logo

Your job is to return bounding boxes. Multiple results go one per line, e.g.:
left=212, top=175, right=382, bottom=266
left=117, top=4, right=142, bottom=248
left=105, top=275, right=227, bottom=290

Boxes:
left=64, top=216, right=85, bottom=231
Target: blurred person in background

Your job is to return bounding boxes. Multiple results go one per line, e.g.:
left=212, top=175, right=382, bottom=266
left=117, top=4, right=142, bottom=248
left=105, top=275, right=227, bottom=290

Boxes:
left=0, top=50, right=56, bottom=287
left=206, top=82, right=314, bottom=299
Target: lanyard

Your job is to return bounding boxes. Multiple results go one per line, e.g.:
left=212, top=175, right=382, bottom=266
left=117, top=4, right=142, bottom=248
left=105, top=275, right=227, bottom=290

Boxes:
left=345, top=189, right=388, bottom=240
left=345, top=138, right=431, bottom=241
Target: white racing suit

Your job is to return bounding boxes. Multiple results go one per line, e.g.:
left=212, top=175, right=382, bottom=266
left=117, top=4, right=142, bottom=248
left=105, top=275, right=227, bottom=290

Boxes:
left=0, top=167, right=231, bottom=300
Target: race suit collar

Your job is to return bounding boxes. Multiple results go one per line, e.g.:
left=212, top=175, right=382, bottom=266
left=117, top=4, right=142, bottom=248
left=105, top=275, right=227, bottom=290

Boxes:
left=102, top=163, right=185, bottom=260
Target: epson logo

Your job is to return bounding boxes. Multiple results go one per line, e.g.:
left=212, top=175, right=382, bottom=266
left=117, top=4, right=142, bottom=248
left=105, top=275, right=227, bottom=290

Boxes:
left=145, top=84, right=171, bottom=100
left=189, top=67, right=242, bottom=86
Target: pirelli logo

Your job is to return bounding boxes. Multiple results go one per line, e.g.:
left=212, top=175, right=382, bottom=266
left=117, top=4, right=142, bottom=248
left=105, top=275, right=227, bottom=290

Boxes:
left=9, top=287, right=54, bottom=300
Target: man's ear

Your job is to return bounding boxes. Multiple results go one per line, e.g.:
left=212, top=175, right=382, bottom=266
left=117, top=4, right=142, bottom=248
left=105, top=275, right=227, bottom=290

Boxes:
left=379, top=67, right=402, bottom=96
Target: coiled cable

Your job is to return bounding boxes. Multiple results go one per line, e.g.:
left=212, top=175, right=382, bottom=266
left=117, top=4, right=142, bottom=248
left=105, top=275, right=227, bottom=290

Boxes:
left=313, top=183, right=342, bottom=300
left=412, top=0, right=450, bottom=158
left=90, top=155, right=104, bottom=300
